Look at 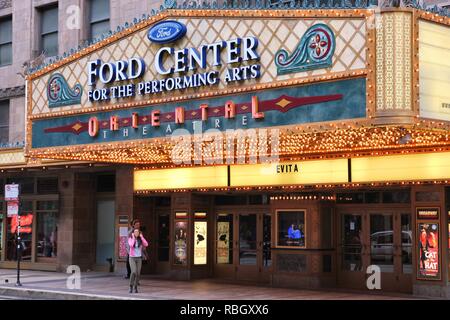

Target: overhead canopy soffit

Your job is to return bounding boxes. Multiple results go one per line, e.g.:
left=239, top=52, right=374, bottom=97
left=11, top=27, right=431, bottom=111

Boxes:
left=26, top=124, right=450, bottom=165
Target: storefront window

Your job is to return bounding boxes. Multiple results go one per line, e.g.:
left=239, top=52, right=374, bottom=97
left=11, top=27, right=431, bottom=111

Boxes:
left=216, top=214, right=233, bottom=264
left=36, top=201, right=58, bottom=259
left=36, top=211, right=58, bottom=258
left=276, top=210, right=306, bottom=247
left=6, top=201, right=33, bottom=261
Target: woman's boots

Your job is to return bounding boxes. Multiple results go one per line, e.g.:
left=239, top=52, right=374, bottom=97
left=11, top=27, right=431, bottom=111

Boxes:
left=129, top=285, right=138, bottom=293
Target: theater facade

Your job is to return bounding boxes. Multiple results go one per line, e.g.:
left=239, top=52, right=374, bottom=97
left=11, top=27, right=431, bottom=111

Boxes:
left=7, top=1, right=450, bottom=297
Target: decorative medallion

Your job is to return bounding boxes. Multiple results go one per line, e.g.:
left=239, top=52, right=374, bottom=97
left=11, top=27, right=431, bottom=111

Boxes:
left=47, top=73, right=82, bottom=108
left=275, top=24, right=336, bottom=75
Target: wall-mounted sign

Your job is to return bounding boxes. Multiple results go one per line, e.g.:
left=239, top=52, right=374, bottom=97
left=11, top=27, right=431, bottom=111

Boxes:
left=194, top=221, right=207, bottom=265
left=5, top=184, right=19, bottom=201
left=416, top=207, right=440, bottom=220
left=147, top=20, right=187, bottom=44
left=417, top=222, right=440, bottom=280
left=118, top=215, right=129, bottom=224
left=174, top=220, right=187, bottom=265
left=7, top=201, right=19, bottom=217
left=175, top=212, right=188, bottom=219
left=194, top=212, right=207, bottom=219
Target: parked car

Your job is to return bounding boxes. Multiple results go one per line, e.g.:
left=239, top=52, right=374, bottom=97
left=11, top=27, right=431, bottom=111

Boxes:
left=370, top=230, right=412, bottom=262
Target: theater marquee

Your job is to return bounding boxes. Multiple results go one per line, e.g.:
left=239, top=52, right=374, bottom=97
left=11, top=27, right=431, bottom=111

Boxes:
left=26, top=8, right=373, bottom=164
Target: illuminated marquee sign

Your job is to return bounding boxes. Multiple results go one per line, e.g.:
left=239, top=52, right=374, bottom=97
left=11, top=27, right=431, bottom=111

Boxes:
left=32, top=78, right=365, bottom=149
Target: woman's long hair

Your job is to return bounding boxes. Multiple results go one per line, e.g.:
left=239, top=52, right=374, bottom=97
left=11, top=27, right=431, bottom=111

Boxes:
left=131, top=228, right=142, bottom=247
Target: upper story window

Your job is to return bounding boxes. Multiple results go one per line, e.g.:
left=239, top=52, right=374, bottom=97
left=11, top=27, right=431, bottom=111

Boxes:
left=0, top=16, right=12, bottom=66
left=40, top=6, right=58, bottom=57
left=89, top=0, right=110, bottom=41
left=0, top=100, right=9, bottom=144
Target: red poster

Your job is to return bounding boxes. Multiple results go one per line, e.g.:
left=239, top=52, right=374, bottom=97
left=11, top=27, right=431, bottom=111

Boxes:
left=418, top=223, right=440, bottom=280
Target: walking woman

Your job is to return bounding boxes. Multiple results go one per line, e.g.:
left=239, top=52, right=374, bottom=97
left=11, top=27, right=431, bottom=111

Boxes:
left=128, top=228, right=148, bottom=293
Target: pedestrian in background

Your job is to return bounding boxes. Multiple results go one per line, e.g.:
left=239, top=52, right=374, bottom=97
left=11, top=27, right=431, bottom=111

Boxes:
left=128, top=228, right=148, bottom=293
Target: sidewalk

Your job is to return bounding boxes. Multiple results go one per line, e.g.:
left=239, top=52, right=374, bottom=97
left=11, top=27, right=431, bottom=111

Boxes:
left=0, top=269, right=421, bottom=300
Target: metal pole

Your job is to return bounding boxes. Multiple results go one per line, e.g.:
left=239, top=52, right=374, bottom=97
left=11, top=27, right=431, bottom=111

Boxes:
left=15, top=184, right=21, bottom=287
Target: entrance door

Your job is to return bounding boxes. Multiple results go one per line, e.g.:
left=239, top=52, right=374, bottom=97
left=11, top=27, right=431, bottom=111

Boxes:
left=236, top=213, right=258, bottom=281
left=215, top=212, right=272, bottom=283
left=155, top=213, right=170, bottom=273
left=338, top=213, right=366, bottom=288
left=337, top=210, right=412, bottom=293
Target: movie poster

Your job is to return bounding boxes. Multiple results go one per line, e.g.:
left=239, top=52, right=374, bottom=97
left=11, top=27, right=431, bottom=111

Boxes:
left=418, top=223, right=440, bottom=280
left=194, top=221, right=207, bottom=265
left=174, top=221, right=187, bottom=265
left=217, top=221, right=230, bottom=264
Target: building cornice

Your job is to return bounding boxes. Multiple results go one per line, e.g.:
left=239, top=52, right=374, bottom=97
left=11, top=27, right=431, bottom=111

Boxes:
left=0, top=86, right=25, bottom=100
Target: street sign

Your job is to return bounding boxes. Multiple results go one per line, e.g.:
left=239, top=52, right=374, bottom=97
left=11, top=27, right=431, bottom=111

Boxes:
left=5, top=184, right=19, bottom=201
left=7, top=201, right=19, bottom=217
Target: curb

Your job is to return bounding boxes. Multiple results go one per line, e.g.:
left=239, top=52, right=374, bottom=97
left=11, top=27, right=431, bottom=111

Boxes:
left=0, top=286, right=146, bottom=300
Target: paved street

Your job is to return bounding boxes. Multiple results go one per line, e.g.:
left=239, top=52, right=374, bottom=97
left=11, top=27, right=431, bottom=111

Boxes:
left=0, top=269, right=421, bottom=300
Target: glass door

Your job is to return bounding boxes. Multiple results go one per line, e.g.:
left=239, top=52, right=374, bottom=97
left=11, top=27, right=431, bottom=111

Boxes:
left=236, top=213, right=258, bottom=281
left=215, top=212, right=270, bottom=283
left=369, top=214, right=394, bottom=273
left=238, top=214, right=257, bottom=266
left=341, top=214, right=363, bottom=272
left=338, top=210, right=412, bottom=292
left=398, top=213, right=413, bottom=292
left=214, top=213, right=235, bottom=279
left=338, top=213, right=367, bottom=289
